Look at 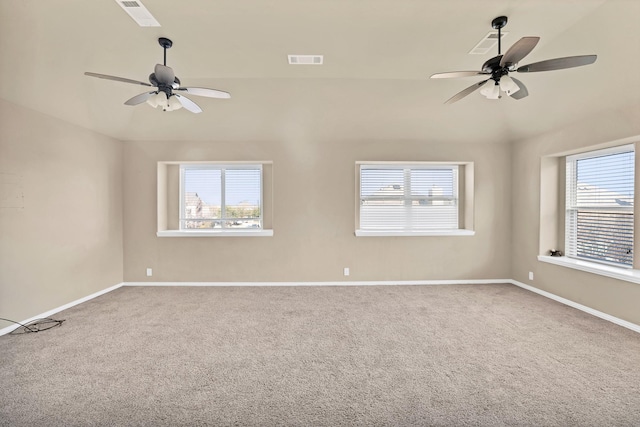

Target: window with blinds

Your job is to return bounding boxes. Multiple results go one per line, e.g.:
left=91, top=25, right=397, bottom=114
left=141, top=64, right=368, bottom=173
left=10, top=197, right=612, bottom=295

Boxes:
left=565, top=145, right=634, bottom=267
left=359, top=164, right=459, bottom=232
left=180, top=165, right=262, bottom=230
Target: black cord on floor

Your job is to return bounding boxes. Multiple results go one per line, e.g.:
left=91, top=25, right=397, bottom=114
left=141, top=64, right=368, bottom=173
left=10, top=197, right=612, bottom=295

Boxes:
left=0, top=317, right=65, bottom=335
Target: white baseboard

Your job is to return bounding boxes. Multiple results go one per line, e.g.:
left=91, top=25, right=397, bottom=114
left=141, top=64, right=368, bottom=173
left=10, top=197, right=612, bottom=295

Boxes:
left=0, top=282, right=124, bottom=336
left=124, top=279, right=512, bottom=287
left=509, top=280, right=640, bottom=334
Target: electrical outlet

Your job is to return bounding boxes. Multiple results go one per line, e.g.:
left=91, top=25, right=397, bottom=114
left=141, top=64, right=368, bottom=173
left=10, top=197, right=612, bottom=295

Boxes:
left=146, top=268, right=153, bottom=277
left=343, top=267, right=350, bottom=276
left=528, top=271, right=534, bottom=281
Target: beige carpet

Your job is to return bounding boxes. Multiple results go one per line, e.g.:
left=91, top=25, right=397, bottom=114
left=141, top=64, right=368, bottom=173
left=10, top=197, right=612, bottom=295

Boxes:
left=1, top=284, right=639, bottom=426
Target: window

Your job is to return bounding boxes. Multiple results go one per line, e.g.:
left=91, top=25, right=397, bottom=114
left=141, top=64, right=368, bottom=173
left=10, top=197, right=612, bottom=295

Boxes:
left=565, top=145, right=635, bottom=267
left=356, top=162, right=474, bottom=236
left=156, top=161, right=273, bottom=237
left=180, top=165, right=262, bottom=230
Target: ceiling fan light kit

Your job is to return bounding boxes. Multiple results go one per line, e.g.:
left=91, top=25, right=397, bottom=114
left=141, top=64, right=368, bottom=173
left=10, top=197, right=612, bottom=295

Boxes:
left=499, top=75, right=520, bottom=95
left=431, top=16, right=597, bottom=104
left=146, top=91, right=183, bottom=111
left=480, top=80, right=500, bottom=99
left=84, top=37, right=230, bottom=114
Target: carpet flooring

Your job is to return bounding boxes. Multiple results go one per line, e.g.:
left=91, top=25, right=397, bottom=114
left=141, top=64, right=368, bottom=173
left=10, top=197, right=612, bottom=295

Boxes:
left=1, top=284, right=639, bottom=426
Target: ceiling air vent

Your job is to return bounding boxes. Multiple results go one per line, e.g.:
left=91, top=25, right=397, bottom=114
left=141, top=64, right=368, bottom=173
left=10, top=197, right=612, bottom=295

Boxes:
left=469, top=31, right=508, bottom=55
left=115, top=0, right=161, bottom=27
left=288, top=55, right=324, bottom=65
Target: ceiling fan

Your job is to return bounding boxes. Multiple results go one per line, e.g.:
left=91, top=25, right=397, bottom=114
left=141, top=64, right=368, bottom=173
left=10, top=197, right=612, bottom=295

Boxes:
left=431, top=16, right=597, bottom=104
left=84, top=37, right=230, bottom=113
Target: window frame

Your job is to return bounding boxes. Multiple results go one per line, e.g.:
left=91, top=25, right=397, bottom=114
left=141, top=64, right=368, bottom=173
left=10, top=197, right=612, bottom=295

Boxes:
left=355, top=161, right=475, bottom=237
left=179, top=164, right=264, bottom=232
left=157, top=161, right=273, bottom=237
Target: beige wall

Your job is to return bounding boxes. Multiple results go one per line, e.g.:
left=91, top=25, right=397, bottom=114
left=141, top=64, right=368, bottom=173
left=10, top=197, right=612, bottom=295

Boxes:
left=0, top=99, right=123, bottom=323
left=511, top=104, right=640, bottom=325
left=7, top=93, right=640, bottom=328
left=123, top=139, right=511, bottom=282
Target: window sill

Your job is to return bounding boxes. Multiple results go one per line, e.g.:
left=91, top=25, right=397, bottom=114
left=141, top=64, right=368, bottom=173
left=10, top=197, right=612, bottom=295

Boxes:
left=355, top=229, right=475, bottom=237
left=157, top=230, right=273, bottom=237
left=538, top=255, right=640, bottom=285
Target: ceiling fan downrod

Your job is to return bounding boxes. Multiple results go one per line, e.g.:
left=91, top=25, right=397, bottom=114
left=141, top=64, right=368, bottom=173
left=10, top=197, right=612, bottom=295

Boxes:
left=491, top=16, right=508, bottom=56
left=158, top=37, right=173, bottom=66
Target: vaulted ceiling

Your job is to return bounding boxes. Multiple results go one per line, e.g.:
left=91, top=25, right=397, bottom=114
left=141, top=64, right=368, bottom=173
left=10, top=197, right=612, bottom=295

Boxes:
left=1, top=0, right=638, bottom=143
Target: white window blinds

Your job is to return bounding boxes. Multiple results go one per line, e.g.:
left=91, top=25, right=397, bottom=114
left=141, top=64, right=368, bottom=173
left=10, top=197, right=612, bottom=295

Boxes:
left=359, top=164, right=459, bottom=231
left=565, top=145, right=634, bottom=267
left=180, top=165, right=262, bottom=230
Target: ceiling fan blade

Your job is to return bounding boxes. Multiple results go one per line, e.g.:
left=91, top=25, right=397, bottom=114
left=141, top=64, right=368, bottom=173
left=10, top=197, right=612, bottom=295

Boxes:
left=84, top=72, right=152, bottom=87
left=176, top=87, right=231, bottom=99
left=517, top=55, right=597, bottom=73
left=444, top=79, right=489, bottom=104
left=124, top=91, right=157, bottom=106
left=500, top=37, right=540, bottom=67
left=174, top=94, right=202, bottom=113
left=430, top=71, right=486, bottom=79
left=154, top=64, right=176, bottom=85
left=509, top=77, right=529, bottom=100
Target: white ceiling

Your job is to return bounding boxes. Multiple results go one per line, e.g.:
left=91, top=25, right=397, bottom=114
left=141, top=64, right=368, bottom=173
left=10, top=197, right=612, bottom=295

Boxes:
left=1, top=0, right=638, bottom=143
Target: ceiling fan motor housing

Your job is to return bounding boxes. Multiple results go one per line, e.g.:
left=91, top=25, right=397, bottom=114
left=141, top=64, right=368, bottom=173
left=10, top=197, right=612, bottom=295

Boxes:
left=481, top=56, right=502, bottom=74
left=481, top=55, right=511, bottom=83
left=148, top=73, right=181, bottom=95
